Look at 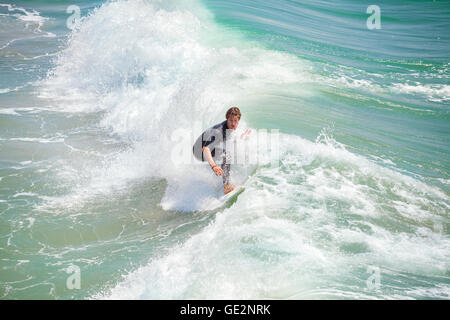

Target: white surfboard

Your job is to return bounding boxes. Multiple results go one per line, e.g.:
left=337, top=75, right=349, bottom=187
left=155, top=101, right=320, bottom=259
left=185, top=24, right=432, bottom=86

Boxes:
left=219, top=185, right=244, bottom=202
left=203, top=185, right=245, bottom=211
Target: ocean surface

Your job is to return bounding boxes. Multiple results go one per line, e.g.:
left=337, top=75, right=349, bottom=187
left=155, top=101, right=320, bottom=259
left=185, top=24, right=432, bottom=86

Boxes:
left=0, top=0, right=449, bottom=299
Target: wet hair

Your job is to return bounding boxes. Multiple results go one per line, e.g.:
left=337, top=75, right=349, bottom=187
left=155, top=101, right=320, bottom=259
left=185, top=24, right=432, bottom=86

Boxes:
left=226, top=106, right=241, bottom=119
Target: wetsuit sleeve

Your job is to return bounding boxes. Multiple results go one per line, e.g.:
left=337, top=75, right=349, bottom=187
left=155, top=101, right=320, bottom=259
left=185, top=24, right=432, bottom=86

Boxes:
left=202, top=132, right=215, bottom=148
left=202, top=122, right=225, bottom=149
left=193, top=121, right=226, bottom=162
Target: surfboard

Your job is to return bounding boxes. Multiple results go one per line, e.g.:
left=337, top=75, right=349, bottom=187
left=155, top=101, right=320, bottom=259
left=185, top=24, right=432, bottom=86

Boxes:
left=203, top=185, right=245, bottom=211
left=219, top=185, right=244, bottom=206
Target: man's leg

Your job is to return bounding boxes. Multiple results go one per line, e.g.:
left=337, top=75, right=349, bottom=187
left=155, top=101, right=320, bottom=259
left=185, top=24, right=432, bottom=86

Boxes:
left=221, top=162, right=230, bottom=185
left=221, top=162, right=235, bottom=194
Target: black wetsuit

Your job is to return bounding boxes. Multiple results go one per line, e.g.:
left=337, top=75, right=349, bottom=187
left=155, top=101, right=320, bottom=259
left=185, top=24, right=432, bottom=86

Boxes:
left=192, top=120, right=232, bottom=185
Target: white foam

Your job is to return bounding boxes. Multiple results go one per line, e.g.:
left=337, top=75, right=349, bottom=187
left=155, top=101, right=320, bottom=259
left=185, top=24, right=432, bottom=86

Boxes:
left=0, top=3, right=52, bottom=48
left=0, top=108, right=19, bottom=114
left=0, top=85, right=26, bottom=95
left=12, top=192, right=39, bottom=198
left=0, top=4, right=48, bottom=25
left=0, top=137, right=64, bottom=143
left=391, top=82, right=450, bottom=102
left=324, top=72, right=449, bottom=104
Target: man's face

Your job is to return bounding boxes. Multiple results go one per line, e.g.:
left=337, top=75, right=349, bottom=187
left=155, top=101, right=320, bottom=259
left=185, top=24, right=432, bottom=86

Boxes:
left=227, top=115, right=240, bottom=130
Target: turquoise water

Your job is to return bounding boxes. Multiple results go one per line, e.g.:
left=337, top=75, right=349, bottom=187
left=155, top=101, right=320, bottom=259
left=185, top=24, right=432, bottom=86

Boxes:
left=0, top=0, right=449, bottom=299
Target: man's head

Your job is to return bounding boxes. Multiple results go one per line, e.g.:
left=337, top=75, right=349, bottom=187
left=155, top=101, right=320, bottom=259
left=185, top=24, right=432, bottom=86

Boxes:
left=226, top=106, right=241, bottom=130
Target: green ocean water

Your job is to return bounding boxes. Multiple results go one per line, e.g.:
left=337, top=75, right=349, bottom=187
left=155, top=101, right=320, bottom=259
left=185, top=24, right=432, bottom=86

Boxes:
left=0, top=0, right=449, bottom=299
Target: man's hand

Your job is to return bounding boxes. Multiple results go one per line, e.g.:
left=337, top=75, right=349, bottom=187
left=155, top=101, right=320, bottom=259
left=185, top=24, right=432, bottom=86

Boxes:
left=212, top=165, right=223, bottom=176
left=240, top=129, right=252, bottom=140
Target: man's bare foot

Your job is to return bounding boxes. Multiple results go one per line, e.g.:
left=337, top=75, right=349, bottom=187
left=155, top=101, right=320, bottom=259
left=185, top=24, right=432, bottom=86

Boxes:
left=224, top=184, right=235, bottom=195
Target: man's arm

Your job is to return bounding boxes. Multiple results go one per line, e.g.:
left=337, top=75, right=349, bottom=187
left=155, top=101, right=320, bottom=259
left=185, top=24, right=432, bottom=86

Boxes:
left=202, top=146, right=223, bottom=176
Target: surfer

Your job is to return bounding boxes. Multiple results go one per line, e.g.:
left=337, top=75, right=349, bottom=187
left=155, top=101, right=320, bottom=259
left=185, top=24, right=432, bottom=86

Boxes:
left=193, top=107, right=250, bottom=195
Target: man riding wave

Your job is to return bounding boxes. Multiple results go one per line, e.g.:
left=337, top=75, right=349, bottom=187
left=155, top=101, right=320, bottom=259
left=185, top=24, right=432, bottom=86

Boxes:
left=192, top=107, right=249, bottom=194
